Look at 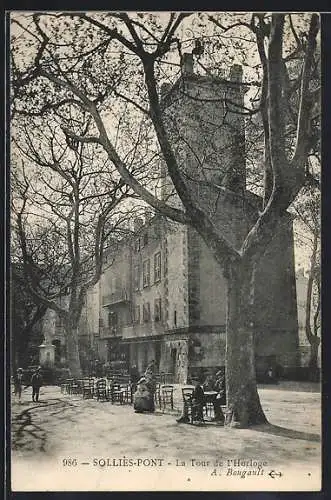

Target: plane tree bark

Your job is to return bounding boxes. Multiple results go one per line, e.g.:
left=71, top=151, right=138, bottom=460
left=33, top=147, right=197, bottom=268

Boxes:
left=11, top=12, right=319, bottom=425
left=305, top=230, right=320, bottom=380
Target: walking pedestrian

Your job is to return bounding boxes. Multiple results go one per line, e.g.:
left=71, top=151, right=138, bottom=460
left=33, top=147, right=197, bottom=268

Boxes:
left=14, top=368, right=24, bottom=402
left=31, top=366, right=43, bottom=402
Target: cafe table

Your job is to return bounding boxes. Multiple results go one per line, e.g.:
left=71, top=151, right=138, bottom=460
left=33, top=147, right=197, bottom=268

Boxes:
left=204, top=391, right=218, bottom=419
left=204, top=391, right=218, bottom=402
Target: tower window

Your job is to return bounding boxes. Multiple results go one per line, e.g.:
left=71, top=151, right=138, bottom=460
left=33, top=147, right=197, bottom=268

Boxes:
left=154, top=252, right=161, bottom=282
left=143, top=303, right=151, bottom=322
left=154, top=298, right=162, bottom=322
left=143, top=259, right=150, bottom=287
left=134, top=265, right=140, bottom=291
left=133, top=305, right=140, bottom=324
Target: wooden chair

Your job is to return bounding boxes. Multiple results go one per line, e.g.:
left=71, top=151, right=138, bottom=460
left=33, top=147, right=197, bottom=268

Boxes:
left=82, top=378, right=94, bottom=399
left=154, top=382, right=161, bottom=409
left=181, top=388, right=205, bottom=424
left=65, top=379, right=74, bottom=395
left=77, top=379, right=85, bottom=395
left=70, top=379, right=80, bottom=395
left=120, top=384, right=131, bottom=404
left=95, top=378, right=108, bottom=401
left=110, top=383, right=124, bottom=404
left=204, top=401, right=214, bottom=419
left=61, top=379, right=71, bottom=394
left=161, top=385, right=174, bottom=410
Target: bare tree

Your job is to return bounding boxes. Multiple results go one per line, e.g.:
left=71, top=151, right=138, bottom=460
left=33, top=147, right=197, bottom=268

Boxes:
left=11, top=12, right=320, bottom=426
left=11, top=264, right=47, bottom=376
left=11, top=118, right=136, bottom=377
left=292, top=183, right=320, bottom=380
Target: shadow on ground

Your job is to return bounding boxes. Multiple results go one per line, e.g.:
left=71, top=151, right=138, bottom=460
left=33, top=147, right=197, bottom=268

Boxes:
left=252, top=423, right=320, bottom=442
left=11, top=399, right=76, bottom=452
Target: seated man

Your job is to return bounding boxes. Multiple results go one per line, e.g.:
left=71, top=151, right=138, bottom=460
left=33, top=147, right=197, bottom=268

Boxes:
left=177, top=379, right=205, bottom=424
left=191, top=379, right=205, bottom=422
left=203, top=369, right=225, bottom=424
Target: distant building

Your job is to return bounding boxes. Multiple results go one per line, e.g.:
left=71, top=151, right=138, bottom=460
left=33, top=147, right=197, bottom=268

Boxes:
left=41, top=296, right=68, bottom=365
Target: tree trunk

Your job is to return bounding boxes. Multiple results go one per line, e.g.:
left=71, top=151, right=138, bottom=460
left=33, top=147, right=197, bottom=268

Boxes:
left=225, top=259, right=268, bottom=428
left=305, top=231, right=320, bottom=382
left=64, top=322, right=82, bottom=378
left=12, top=337, right=18, bottom=382
left=308, top=335, right=320, bottom=382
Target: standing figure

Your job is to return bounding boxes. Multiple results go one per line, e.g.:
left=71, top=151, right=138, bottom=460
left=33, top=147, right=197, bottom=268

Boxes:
left=144, top=360, right=156, bottom=393
left=14, top=368, right=24, bottom=402
left=191, top=379, right=205, bottom=422
left=31, top=366, right=43, bottom=402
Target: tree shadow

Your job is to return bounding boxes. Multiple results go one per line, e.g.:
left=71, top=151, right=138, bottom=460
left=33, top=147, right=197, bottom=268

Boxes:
left=252, top=423, right=320, bottom=442
left=12, top=398, right=78, bottom=452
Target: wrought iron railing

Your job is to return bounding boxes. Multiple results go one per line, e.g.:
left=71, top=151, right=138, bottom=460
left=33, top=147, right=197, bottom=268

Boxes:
left=102, top=289, right=129, bottom=306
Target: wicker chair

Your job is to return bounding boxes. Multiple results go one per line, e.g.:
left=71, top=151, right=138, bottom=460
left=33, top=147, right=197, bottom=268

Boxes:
left=110, top=383, right=124, bottom=404
left=69, top=379, right=80, bottom=395
left=154, top=382, right=161, bottom=409
left=161, top=385, right=174, bottom=411
left=95, top=378, right=108, bottom=401
left=82, top=378, right=94, bottom=399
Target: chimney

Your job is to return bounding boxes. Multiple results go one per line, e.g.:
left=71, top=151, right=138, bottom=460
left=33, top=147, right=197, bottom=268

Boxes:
left=181, top=53, right=194, bottom=76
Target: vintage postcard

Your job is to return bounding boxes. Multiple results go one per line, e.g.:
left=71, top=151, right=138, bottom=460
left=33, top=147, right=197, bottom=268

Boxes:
left=8, top=11, right=321, bottom=492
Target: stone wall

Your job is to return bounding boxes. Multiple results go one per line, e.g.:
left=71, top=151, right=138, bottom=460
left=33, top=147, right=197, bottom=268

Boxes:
left=189, top=331, right=226, bottom=369
left=162, top=338, right=189, bottom=384
left=198, top=239, right=227, bottom=326
left=78, top=282, right=100, bottom=348
left=254, top=217, right=300, bottom=369
left=165, top=225, right=189, bottom=330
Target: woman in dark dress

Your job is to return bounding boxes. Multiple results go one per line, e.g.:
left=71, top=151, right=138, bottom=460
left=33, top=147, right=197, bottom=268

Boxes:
left=133, top=360, right=156, bottom=413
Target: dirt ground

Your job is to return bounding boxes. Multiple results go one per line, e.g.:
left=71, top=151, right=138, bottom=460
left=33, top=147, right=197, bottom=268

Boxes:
left=10, top=382, right=321, bottom=492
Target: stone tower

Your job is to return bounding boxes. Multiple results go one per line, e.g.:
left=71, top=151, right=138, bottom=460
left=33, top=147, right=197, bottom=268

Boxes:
left=160, top=54, right=246, bottom=212
left=158, top=53, right=299, bottom=375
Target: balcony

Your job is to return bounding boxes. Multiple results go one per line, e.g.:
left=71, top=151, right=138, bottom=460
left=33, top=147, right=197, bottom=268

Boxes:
left=102, top=289, right=130, bottom=307
left=122, top=321, right=165, bottom=339
left=99, top=326, right=122, bottom=339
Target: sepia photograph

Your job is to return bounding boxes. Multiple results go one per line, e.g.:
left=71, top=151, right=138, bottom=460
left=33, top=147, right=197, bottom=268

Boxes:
left=8, top=10, right=321, bottom=492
